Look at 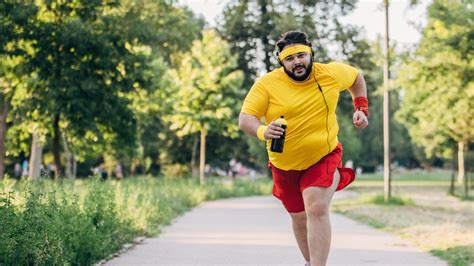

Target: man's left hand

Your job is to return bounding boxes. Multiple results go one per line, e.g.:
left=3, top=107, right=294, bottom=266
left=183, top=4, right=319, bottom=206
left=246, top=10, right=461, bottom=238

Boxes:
left=353, top=110, right=368, bottom=129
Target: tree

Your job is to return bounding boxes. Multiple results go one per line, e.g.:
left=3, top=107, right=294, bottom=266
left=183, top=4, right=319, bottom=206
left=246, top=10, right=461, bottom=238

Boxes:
left=0, top=1, right=39, bottom=179
left=164, top=29, right=244, bottom=184
left=0, top=0, right=205, bottom=180
left=396, top=0, right=474, bottom=196
left=123, top=0, right=204, bottom=176
left=22, top=0, right=160, bottom=178
left=218, top=1, right=259, bottom=90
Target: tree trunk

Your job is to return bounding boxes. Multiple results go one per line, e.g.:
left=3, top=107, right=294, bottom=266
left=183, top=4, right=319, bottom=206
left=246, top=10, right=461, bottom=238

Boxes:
left=62, top=133, right=73, bottom=178
left=130, top=160, right=136, bottom=176
left=199, top=128, right=206, bottom=185
left=457, top=141, right=464, bottom=185
left=449, top=144, right=456, bottom=195
left=464, top=142, right=469, bottom=198
left=0, top=96, right=10, bottom=180
left=52, top=113, right=62, bottom=179
left=191, top=133, right=199, bottom=179
left=258, top=0, right=272, bottom=72
left=383, top=0, right=392, bottom=202
left=72, top=154, right=77, bottom=179
left=29, top=133, right=43, bottom=180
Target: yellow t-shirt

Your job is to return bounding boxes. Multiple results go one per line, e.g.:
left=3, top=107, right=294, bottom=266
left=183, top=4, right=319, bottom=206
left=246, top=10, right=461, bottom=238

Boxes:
left=241, top=62, right=358, bottom=171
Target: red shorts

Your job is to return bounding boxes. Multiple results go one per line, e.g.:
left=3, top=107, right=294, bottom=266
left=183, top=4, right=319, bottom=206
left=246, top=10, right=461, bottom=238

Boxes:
left=269, top=143, right=355, bottom=213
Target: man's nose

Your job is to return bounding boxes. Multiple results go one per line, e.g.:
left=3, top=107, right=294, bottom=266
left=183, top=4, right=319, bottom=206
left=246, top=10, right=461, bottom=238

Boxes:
left=294, top=56, right=301, bottom=64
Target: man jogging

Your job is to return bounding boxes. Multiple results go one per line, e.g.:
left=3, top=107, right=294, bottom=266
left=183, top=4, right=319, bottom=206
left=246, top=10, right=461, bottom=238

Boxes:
left=238, top=31, right=369, bottom=266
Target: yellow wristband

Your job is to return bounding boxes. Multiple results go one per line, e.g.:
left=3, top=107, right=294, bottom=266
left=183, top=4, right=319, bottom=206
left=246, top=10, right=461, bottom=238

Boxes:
left=257, top=125, right=267, bottom=141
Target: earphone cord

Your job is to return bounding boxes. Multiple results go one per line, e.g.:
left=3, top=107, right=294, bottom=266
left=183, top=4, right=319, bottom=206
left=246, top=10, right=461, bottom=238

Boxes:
left=313, top=73, right=331, bottom=156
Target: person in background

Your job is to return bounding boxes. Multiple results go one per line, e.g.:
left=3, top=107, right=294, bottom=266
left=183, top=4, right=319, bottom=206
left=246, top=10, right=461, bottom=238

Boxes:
left=14, top=162, right=21, bottom=178
left=115, top=163, right=123, bottom=180
left=21, top=159, right=29, bottom=178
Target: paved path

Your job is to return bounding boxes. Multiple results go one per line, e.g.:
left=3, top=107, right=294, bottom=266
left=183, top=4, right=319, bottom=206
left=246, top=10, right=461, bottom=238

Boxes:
left=105, top=195, right=446, bottom=266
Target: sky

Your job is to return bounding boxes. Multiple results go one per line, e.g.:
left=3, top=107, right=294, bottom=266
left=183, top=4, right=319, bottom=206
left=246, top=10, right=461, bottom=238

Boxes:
left=178, top=0, right=430, bottom=46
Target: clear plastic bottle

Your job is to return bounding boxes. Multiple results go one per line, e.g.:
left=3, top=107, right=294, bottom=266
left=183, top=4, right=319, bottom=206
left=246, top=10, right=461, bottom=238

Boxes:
left=270, top=116, right=287, bottom=153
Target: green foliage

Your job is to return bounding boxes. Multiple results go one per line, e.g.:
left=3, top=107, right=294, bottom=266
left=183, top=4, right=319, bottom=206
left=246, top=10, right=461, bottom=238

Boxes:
left=160, top=163, right=191, bottom=179
left=369, top=194, right=414, bottom=206
left=210, top=132, right=268, bottom=172
left=357, top=170, right=452, bottom=181
left=164, top=29, right=244, bottom=138
left=0, top=191, right=17, bottom=263
left=338, top=192, right=415, bottom=206
left=396, top=0, right=474, bottom=158
left=118, top=0, right=204, bottom=63
left=0, top=179, right=135, bottom=265
left=431, top=245, right=474, bottom=266
left=1, top=0, right=205, bottom=177
left=337, top=113, right=362, bottom=161
left=26, top=1, right=147, bottom=151
left=0, top=1, right=40, bottom=162
left=0, top=177, right=272, bottom=264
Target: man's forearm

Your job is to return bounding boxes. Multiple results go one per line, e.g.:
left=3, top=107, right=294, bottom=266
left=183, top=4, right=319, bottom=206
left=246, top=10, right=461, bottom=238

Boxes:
left=238, top=113, right=263, bottom=138
left=348, top=71, right=369, bottom=118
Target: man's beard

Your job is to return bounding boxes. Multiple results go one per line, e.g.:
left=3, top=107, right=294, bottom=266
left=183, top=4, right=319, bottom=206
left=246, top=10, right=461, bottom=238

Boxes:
left=284, top=62, right=312, bottom=81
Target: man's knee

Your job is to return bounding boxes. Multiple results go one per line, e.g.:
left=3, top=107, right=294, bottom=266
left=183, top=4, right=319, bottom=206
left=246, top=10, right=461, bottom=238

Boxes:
left=305, top=199, right=330, bottom=218
left=303, top=187, right=332, bottom=218
left=290, top=211, right=307, bottom=228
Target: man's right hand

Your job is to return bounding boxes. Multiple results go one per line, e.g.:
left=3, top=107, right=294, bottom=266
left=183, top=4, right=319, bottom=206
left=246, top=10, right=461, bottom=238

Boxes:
left=264, top=120, right=285, bottom=140
left=353, top=110, right=368, bottom=129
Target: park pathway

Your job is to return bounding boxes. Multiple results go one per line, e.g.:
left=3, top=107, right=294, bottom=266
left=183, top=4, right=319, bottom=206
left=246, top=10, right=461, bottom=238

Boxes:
left=104, top=194, right=445, bottom=266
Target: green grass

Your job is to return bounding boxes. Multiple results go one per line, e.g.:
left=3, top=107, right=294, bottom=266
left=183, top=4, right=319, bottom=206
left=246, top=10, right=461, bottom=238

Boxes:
left=0, top=176, right=272, bottom=265
left=460, top=195, right=474, bottom=201
left=432, top=245, right=474, bottom=266
left=367, top=194, right=414, bottom=206
left=358, top=170, right=452, bottom=180
left=334, top=172, right=474, bottom=266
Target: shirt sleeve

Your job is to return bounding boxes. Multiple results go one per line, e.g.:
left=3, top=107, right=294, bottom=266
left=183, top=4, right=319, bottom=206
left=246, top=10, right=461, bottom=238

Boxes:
left=240, top=81, right=268, bottom=119
left=327, top=62, right=359, bottom=92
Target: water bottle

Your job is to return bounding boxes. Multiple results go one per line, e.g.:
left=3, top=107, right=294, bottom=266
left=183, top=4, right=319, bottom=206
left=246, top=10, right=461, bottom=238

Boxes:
left=270, top=116, right=287, bottom=153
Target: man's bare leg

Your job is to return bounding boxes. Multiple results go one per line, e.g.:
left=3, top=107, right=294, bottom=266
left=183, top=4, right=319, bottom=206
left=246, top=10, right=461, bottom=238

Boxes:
left=289, top=211, right=309, bottom=262
left=302, top=170, right=340, bottom=266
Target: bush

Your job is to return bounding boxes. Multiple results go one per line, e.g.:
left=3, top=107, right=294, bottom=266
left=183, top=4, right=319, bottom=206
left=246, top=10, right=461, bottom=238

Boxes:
left=160, top=164, right=191, bottom=179
left=0, top=179, right=136, bottom=265
left=0, top=176, right=272, bottom=264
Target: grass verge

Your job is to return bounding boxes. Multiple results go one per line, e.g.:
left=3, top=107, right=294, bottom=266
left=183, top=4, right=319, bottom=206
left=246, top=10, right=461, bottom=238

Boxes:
left=0, top=176, right=272, bottom=265
left=333, top=171, right=474, bottom=266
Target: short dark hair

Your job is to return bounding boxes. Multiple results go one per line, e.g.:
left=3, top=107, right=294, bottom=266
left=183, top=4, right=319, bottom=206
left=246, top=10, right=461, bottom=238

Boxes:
left=275, top=31, right=312, bottom=53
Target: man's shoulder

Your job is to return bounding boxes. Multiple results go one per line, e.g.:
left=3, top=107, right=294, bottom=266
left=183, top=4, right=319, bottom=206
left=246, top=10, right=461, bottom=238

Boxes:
left=254, top=68, right=285, bottom=86
left=313, top=61, right=356, bottom=76
left=313, top=61, right=343, bottom=70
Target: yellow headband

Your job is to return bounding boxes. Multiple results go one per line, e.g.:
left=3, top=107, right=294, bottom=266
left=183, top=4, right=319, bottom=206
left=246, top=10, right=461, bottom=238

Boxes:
left=278, top=45, right=312, bottom=61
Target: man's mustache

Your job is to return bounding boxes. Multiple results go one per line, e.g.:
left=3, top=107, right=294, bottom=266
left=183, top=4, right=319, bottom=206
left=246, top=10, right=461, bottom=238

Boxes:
left=293, top=64, right=306, bottom=72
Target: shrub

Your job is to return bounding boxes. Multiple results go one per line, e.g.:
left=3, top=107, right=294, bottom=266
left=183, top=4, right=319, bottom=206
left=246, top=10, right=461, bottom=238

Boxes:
left=0, top=176, right=272, bottom=264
